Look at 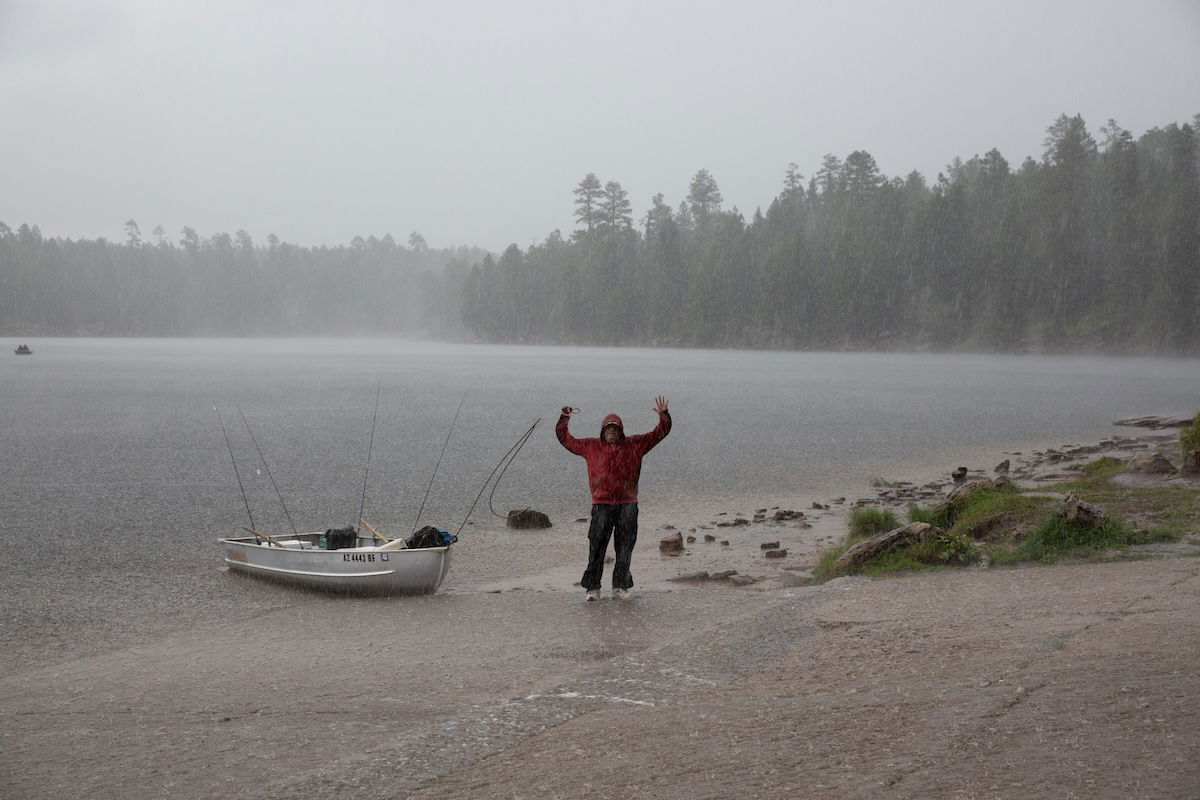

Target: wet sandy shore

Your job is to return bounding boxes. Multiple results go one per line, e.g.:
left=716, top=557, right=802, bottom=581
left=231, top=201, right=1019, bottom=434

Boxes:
left=4, top=557, right=1196, bottom=800
left=3, top=431, right=1197, bottom=799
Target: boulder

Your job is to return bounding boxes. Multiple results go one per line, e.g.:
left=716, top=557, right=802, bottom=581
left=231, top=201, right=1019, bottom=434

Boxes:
left=1123, top=453, right=1177, bottom=475
left=507, top=509, right=552, bottom=529
left=760, top=541, right=780, bottom=550
left=1183, top=450, right=1200, bottom=475
left=659, top=531, right=685, bottom=554
left=951, top=466, right=969, bottom=485
left=834, top=523, right=939, bottom=570
left=1059, top=493, right=1105, bottom=526
left=994, top=459, right=1010, bottom=474
left=944, top=476, right=1009, bottom=506
left=764, top=548, right=788, bottom=559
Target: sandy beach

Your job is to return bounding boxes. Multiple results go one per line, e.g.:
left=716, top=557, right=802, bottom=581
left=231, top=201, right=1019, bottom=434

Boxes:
left=2, top=429, right=1197, bottom=799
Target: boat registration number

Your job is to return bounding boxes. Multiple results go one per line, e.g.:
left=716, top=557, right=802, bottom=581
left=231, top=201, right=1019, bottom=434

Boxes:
left=343, top=553, right=377, bottom=562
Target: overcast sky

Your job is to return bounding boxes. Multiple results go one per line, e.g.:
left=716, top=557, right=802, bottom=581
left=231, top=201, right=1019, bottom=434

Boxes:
left=2, top=0, right=1198, bottom=252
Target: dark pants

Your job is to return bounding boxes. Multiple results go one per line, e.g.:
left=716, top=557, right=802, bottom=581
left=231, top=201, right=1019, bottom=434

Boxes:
left=581, top=503, right=638, bottom=590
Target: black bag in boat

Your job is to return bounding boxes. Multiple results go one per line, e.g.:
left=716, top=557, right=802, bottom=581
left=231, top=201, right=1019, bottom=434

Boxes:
left=406, top=525, right=456, bottom=549
left=324, top=527, right=357, bottom=550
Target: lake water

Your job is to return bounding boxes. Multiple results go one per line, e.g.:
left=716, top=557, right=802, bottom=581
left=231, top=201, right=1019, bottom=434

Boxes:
left=2, top=338, right=1196, bottom=672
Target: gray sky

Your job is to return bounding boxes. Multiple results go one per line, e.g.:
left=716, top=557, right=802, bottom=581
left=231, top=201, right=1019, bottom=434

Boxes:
left=2, top=0, right=1198, bottom=252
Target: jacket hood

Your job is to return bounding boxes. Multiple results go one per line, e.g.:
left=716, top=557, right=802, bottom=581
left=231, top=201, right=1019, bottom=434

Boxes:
left=600, top=413, right=625, bottom=440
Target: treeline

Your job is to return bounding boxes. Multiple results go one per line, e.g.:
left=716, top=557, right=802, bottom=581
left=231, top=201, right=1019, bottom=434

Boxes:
left=2, top=113, right=1197, bottom=353
left=0, top=226, right=481, bottom=337
left=459, top=114, right=1200, bottom=353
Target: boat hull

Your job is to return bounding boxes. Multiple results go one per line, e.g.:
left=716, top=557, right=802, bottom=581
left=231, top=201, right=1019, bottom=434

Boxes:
left=218, top=534, right=451, bottom=595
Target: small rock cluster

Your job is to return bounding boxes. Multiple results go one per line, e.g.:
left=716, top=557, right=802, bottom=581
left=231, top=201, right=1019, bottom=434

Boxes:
left=659, top=529, right=733, bottom=554
left=667, top=570, right=759, bottom=587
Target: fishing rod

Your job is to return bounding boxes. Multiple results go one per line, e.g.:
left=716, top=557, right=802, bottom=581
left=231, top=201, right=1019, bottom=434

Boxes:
left=455, top=418, right=540, bottom=536
left=214, top=405, right=255, bottom=536
left=487, top=420, right=540, bottom=518
left=411, top=392, right=466, bottom=534
left=356, top=380, right=382, bottom=533
left=237, top=406, right=298, bottom=536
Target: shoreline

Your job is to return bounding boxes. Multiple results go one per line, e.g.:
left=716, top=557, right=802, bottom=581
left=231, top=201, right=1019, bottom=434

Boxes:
left=1, top=422, right=1187, bottom=676
left=609, top=421, right=1191, bottom=594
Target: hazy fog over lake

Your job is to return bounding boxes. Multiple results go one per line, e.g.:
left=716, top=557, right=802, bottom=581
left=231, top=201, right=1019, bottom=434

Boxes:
left=2, top=0, right=1197, bottom=251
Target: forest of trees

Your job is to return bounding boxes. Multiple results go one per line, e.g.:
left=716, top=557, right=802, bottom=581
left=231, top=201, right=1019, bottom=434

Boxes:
left=0, top=226, right=482, bottom=338
left=461, top=114, right=1199, bottom=354
left=2, top=113, right=1197, bottom=354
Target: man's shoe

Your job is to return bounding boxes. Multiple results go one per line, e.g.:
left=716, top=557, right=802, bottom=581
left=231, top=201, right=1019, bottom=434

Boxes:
left=614, top=588, right=633, bottom=601
left=585, top=590, right=601, bottom=602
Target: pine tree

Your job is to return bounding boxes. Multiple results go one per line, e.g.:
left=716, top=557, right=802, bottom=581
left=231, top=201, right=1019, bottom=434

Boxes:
left=573, top=173, right=604, bottom=235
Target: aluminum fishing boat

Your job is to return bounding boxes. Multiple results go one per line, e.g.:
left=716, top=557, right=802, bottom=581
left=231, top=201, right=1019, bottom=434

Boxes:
left=218, top=529, right=452, bottom=595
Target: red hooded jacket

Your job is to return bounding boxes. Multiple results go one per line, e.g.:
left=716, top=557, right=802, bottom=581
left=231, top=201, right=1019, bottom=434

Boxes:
left=556, top=410, right=672, bottom=504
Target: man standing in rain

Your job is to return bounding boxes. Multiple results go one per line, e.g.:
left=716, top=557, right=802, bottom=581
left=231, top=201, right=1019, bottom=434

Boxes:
left=557, top=397, right=671, bottom=601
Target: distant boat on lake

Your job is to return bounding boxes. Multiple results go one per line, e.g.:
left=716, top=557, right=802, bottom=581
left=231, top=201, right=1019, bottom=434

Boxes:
left=14, top=344, right=32, bottom=355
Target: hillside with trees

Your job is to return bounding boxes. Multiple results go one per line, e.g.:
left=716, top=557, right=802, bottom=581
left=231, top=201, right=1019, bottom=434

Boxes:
left=2, top=114, right=1197, bottom=353
left=460, top=114, right=1199, bottom=354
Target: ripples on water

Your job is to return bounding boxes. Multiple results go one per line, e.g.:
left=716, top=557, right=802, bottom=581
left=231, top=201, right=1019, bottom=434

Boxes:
left=2, top=338, right=1196, bottom=669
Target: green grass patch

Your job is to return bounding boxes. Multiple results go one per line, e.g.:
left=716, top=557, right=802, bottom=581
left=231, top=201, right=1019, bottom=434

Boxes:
left=906, top=503, right=938, bottom=526
left=1180, top=411, right=1200, bottom=458
left=944, top=491, right=1048, bottom=542
left=847, top=507, right=900, bottom=539
left=1045, top=456, right=1127, bottom=492
left=907, top=480, right=1027, bottom=532
left=857, top=549, right=941, bottom=577
left=1042, top=475, right=1198, bottom=543
left=929, top=531, right=982, bottom=563
left=813, top=524, right=983, bottom=582
left=990, top=514, right=1144, bottom=564
left=811, top=542, right=853, bottom=582
left=812, top=455, right=1200, bottom=581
